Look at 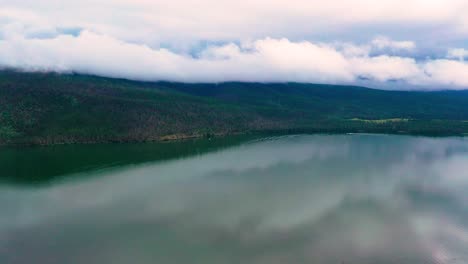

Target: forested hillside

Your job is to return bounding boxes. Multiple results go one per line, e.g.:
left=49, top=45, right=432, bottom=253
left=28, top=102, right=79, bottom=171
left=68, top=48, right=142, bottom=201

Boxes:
left=1, top=71, right=468, bottom=145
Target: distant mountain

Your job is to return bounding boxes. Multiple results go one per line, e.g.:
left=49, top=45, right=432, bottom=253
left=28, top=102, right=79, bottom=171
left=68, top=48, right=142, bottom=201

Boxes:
left=1, top=71, right=468, bottom=145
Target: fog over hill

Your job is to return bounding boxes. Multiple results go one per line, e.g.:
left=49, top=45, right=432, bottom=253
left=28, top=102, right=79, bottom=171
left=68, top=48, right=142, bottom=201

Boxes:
left=1, top=0, right=468, bottom=89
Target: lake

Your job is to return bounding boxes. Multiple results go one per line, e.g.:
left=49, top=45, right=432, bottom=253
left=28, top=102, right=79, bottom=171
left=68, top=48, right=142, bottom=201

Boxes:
left=1, top=134, right=468, bottom=264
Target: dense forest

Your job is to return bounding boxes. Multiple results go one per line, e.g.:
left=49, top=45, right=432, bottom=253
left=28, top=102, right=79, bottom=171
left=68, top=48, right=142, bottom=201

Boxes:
left=1, top=70, right=468, bottom=146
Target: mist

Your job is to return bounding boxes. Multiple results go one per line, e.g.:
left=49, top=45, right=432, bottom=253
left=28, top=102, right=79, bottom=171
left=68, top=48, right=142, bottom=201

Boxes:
left=1, top=1, right=468, bottom=89
left=0, top=32, right=467, bottom=89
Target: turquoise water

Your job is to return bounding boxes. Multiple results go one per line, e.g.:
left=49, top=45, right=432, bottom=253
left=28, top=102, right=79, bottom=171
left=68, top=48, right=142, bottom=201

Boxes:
left=1, top=134, right=468, bottom=264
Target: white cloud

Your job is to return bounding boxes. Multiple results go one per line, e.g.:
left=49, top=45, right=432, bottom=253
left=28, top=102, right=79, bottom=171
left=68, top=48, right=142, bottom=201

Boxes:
left=2, top=1, right=468, bottom=45
left=1, top=30, right=467, bottom=89
left=422, top=60, right=468, bottom=87
left=350, top=56, right=421, bottom=82
left=1, top=1, right=468, bottom=89
left=447, top=48, right=468, bottom=61
left=371, top=36, right=416, bottom=51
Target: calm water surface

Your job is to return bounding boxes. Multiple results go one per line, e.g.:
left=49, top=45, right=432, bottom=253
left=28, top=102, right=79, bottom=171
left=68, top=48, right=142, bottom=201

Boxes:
left=1, top=134, right=468, bottom=264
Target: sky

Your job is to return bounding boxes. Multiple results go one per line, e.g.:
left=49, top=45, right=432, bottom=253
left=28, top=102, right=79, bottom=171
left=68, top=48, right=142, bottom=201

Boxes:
left=0, top=0, right=468, bottom=90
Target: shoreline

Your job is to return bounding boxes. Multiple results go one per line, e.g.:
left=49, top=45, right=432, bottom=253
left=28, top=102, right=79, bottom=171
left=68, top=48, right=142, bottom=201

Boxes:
left=2, top=129, right=467, bottom=148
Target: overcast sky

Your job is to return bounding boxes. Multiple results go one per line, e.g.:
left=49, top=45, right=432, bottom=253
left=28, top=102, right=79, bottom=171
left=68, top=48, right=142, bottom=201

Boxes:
left=1, top=0, right=468, bottom=89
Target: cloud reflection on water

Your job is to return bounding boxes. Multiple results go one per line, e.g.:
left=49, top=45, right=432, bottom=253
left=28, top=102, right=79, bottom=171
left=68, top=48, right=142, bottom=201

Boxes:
left=1, top=135, right=468, bottom=264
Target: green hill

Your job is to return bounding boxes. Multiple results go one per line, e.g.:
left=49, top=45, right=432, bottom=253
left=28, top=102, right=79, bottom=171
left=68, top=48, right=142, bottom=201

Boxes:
left=1, top=71, right=468, bottom=145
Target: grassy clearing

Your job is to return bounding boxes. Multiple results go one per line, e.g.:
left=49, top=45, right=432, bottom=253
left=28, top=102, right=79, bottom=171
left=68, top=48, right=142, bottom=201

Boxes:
left=350, top=118, right=410, bottom=124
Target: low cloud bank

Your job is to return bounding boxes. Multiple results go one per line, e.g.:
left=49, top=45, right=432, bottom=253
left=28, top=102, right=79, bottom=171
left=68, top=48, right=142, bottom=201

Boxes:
left=0, top=31, right=467, bottom=89
left=1, top=1, right=468, bottom=90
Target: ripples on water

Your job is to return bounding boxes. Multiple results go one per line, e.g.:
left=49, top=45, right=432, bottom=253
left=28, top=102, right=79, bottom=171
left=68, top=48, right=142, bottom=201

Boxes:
left=1, top=135, right=468, bottom=264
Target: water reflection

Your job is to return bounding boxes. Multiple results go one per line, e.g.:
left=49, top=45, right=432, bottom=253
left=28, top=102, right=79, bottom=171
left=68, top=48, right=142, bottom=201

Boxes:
left=1, top=135, right=468, bottom=264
